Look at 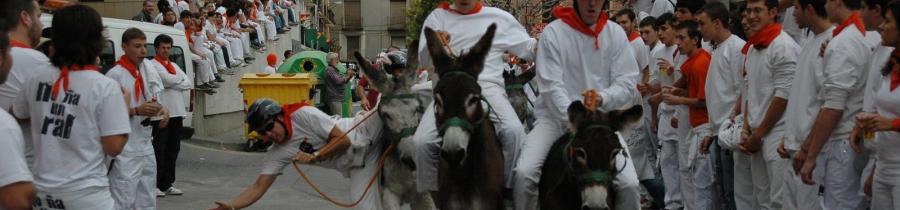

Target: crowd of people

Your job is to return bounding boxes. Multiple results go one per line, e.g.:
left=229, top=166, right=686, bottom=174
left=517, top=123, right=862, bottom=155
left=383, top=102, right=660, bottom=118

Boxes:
left=3, top=0, right=900, bottom=209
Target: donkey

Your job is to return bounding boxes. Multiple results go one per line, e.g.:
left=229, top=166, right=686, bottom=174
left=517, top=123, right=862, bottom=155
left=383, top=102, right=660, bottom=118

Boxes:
left=502, top=65, right=536, bottom=130
left=424, top=24, right=505, bottom=210
left=352, top=45, right=435, bottom=210
left=539, top=101, right=642, bottom=210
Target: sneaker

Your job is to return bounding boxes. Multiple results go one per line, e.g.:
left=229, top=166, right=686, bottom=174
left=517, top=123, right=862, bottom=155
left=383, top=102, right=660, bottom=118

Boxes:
left=156, top=189, right=166, bottom=197
left=208, top=82, right=220, bottom=88
left=164, top=187, right=184, bottom=196
left=195, top=84, right=211, bottom=90
left=205, top=89, right=217, bottom=95
left=215, top=75, right=226, bottom=83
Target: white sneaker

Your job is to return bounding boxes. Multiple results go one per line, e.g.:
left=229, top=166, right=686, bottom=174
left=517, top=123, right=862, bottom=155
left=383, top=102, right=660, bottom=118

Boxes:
left=156, top=189, right=166, bottom=197
left=164, top=187, right=184, bottom=196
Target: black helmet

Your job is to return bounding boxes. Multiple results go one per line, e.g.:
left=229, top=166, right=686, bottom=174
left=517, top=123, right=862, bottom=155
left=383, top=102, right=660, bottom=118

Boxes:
left=384, top=51, right=407, bottom=71
left=247, top=98, right=282, bottom=133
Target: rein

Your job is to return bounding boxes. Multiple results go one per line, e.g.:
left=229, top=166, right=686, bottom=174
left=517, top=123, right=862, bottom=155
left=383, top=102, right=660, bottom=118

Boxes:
left=561, top=124, right=625, bottom=184
left=436, top=71, right=495, bottom=134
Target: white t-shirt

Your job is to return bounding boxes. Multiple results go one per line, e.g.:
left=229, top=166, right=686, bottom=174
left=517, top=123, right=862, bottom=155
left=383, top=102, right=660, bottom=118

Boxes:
left=863, top=46, right=895, bottom=113
left=0, top=109, right=32, bottom=192
left=873, top=76, right=900, bottom=183
left=174, top=22, right=186, bottom=31
left=151, top=59, right=193, bottom=118
left=13, top=65, right=131, bottom=193
left=630, top=36, right=651, bottom=73
left=0, top=46, right=52, bottom=167
left=705, top=35, right=746, bottom=131
left=744, top=31, right=799, bottom=137
left=264, top=65, right=277, bottom=74
left=818, top=24, right=872, bottom=141
left=783, top=27, right=833, bottom=151
left=417, top=6, right=537, bottom=88
left=534, top=19, right=640, bottom=121
left=106, top=60, right=165, bottom=157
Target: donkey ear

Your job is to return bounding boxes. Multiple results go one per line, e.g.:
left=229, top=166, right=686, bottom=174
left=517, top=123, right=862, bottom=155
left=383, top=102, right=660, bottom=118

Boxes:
left=609, top=105, right=644, bottom=131
left=423, top=27, right=453, bottom=76
left=460, top=23, right=497, bottom=77
left=353, top=51, right=393, bottom=93
left=567, top=100, right=589, bottom=132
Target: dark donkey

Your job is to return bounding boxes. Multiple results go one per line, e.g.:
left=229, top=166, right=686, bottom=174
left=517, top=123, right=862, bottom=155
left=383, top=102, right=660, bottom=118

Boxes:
left=502, top=65, right=536, bottom=130
left=424, top=24, right=505, bottom=210
left=352, top=44, right=435, bottom=209
left=540, top=101, right=642, bottom=210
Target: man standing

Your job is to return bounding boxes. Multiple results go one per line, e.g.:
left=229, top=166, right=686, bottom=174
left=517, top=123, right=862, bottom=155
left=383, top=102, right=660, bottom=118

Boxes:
left=796, top=0, right=871, bottom=209
left=781, top=0, right=832, bottom=209
left=741, top=0, right=800, bottom=209
left=106, top=28, right=168, bottom=210
left=150, top=34, right=192, bottom=198
left=513, top=0, right=641, bottom=209
left=132, top=0, right=155, bottom=22
left=696, top=2, right=751, bottom=210
left=325, top=52, right=353, bottom=116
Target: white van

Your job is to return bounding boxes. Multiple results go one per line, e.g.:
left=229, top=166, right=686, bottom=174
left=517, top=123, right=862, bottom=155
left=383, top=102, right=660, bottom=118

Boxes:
left=40, top=15, right=197, bottom=127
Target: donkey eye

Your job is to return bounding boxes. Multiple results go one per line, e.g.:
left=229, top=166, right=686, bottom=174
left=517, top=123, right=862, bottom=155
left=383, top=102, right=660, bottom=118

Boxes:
left=467, top=96, right=480, bottom=106
left=574, top=148, right=587, bottom=159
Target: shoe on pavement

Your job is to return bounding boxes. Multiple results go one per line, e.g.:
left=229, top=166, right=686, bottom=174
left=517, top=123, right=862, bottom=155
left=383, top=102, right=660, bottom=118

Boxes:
left=164, top=187, right=184, bottom=196
left=156, top=189, right=166, bottom=197
left=208, top=82, right=221, bottom=88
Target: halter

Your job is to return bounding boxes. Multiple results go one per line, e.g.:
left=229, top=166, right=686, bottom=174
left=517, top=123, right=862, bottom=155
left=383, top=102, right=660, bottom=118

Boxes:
left=376, top=93, right=420, bottom=140
left=436, top=71, right=494, bottom=134
left=561, top=124, right=626, bottom=185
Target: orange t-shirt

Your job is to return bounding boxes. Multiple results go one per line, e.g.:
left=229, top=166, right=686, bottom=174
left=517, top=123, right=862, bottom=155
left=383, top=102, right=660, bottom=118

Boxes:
left=680, top=49, right=711, bottom=127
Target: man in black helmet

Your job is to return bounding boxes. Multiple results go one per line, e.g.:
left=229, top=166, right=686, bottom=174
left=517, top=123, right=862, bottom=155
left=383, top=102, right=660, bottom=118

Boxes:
left=208, top=98, right=384, bottom=210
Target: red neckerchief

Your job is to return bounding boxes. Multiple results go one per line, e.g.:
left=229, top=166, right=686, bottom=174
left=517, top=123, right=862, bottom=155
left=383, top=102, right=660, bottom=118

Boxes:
left=628, top=30, right=641, bottom=42
left=834, top=12, right=866, bottom=37
left=889, top=49, right=900, bottom=91
left=438, top=2, right=483, bottom=15
left=116, top=56, right=146, bottom=102
left=742, top=23, right=782, bottom=54
left=185, top=28, right=194, bottom=44
left=155, top=55, right=177, bottom=75
left=52, top=65, right=100, bottom=100
left=553, top=7, right=608, bottom=49
left=281, top=101, right=311, bottom=140
left=9, top=40, right=30, bottom=49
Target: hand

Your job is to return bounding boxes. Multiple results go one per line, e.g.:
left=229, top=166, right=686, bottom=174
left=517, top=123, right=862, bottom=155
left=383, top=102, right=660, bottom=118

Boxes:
left=739, top=130, right=762, bottom=154
left=670, top=117, right=678, bottom=128
left=136, top=102, right=163, bottom=117
left=159, top=108, right=170, bottom=128
left=777, top=142, right=789, bottom=159
left=657, top=58, right=673, bottom=75
left=792, top=149, right=807, bottom=174
left=637, top=82, right=649, bottom=95
left=347, top=70, right=357, bottom=78
left=360, top=100, right=371, bottom=111
left=799, top=159, right=817, bottom=185
left=662, top=94, right=680, bottom=105
left=850, top=125, right=864, bottom=154
left=699, top=137, right=713, bottom=154
left=858, top=112, right=894, bottom=133
left=209, top=201, right=236, bottom=210
left=293, top=152, right=316, bottom=164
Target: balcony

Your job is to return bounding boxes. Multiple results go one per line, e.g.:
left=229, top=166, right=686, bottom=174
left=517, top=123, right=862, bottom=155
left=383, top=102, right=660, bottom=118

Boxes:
left=342, top=1, right=362, bottom=30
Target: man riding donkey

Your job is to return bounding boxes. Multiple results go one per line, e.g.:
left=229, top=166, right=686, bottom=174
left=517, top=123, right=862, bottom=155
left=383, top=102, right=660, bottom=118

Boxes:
left=513, top=0, right=643, bottom=209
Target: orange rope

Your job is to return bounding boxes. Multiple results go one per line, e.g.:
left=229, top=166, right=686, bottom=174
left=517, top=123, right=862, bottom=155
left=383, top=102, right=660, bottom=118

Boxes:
left=291, top=109, right=393, bottom=208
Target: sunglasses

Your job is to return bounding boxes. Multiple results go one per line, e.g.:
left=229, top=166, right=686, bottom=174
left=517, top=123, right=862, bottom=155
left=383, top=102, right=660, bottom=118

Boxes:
left=257, top=121, right=276, bottom=135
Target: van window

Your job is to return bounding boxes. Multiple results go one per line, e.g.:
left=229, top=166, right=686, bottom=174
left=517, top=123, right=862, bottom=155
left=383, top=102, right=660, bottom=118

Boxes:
left=99, top=40, right=116, bottom=74
left=146, top=44, right=188, bottom=71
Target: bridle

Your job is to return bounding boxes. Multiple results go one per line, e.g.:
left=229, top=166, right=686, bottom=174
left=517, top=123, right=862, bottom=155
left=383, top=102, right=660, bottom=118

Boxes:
left=561, top=124, right=627, bottom=185
left=376, top=93, right=420, bottom=140
left=435, top=71, right=494, bottom=135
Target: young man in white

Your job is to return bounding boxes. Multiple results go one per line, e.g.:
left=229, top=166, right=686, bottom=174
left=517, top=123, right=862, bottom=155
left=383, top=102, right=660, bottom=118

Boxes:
left=413, top=0, right=537, bottom=196
left=0, top=0, right=46, bottom=167
left=150, top=34, right=193, bottom=197
left=795, top=0, right=871, bottom=209
left=740, top=0, right=800, bottom=209
left=780, top=0, right=832, bottom=209
left=13, top=5, right=131, bottom=209
left=214, top=8, right=251, bottom=64
left=106, top=28, right=169, bottom=210
left=512, top=0, right=642, bottom=209
left=647, top=12, right=688, bottom=210
left=182, top=14, right=221, bottom=91
left=859, top=1, right=894, bottom=195
left=0, top=26, right=37, bottom=210
left=209, top=99, right=384, bottom=210
left=696, top=2, right=753, bottom=210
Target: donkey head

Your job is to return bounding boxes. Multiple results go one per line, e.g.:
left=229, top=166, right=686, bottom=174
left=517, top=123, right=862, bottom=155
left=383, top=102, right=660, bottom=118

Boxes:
left=425, top=24, right=496, bottom=166
left=352, top=42, right=428, bottom=147
left=502, top=65, right=536, bottom=123
left=564, top=101, right=642, bottom=210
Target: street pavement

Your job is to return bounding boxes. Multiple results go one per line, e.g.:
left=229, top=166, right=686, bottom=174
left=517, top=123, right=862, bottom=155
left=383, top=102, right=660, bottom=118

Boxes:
left=157, top=142, right=358, bottom=210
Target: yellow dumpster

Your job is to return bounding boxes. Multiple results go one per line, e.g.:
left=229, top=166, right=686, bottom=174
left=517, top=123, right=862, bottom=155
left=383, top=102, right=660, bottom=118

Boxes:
left=239, top=73, right=318, bottom=140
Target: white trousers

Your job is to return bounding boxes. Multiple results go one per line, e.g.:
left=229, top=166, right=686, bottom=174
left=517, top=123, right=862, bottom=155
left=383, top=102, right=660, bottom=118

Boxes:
left=35, top=187, right=115, bottom=210
left=263, top=18, right=277, bottom=41
left=109, top=154, right=157, bottom=210
left=783, top=150, right=821, bottom=210
left=733, top=151, right=758, bottom=210
left=872, top=171, right=900, bottom=210
left=209, top=44, right=227, bottom=70
left=193, top=57, right=215, bottom=84
left=221, top=36, right=245, bottom=61
left=240, top=32, right=252, bottom=54
left=314, top=111, right=384, bottom=210
left=413, top=83, right=525, bottom=192
left=815, top=139, right=867, bottom=210
left=681, top=124, right=715, bottom=210
left=660, top=140, right=683, bottom=209
left=748, top=130, right=790, bottom=210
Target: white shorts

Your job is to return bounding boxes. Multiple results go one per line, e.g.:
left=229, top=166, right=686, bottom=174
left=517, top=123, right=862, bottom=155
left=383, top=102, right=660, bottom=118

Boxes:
left=34, top=186, right=115, bottom=210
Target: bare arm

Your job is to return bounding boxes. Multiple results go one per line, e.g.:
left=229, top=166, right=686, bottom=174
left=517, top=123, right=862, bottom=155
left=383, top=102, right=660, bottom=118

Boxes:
left=210, top=174, right=278, bottom=210
left=752, top=97, right=789, bottom=138
left=0, top=182, right=36, bottom=210
left=316, top=126, right=353, bottom=161
left=802, top=108, right=844, bottom=162
left=101, top=134, right=129, bottom=157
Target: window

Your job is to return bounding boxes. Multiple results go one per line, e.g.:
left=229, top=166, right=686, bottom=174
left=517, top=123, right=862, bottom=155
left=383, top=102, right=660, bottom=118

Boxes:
left=146, top=43, right=188, bottom=71
left=346, top=36, right=360, bottom=56
left=99, top=40, right=116, bottom=74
